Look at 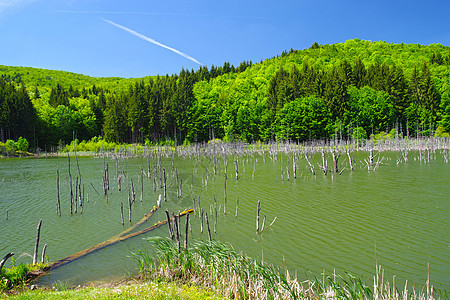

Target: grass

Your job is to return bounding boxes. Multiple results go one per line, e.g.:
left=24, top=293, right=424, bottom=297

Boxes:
left=1, top=240, right=445, bottom=299
left=1, top=282, right=222, bottom=299
left=131, top=237, right=444, bottom=300
left=0, top=262, right=48, bottom=294
left=0, top=254, right=220, bottom=299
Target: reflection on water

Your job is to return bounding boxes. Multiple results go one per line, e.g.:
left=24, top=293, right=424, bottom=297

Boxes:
left=0, top=150, right=448, bottom=289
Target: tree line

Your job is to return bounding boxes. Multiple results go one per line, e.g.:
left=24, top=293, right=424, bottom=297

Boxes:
left=264, top=59, right=443, bottom=141
left=0, top=40, right=449, bottom=150
left=0, top=78, right=36, bottom=142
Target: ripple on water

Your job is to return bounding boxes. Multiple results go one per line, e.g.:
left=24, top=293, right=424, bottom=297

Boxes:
left=0, top=153, right=448, bottom=289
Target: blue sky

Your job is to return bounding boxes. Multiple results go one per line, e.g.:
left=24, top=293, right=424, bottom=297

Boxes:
left=0, top=0, right=449, bottom=78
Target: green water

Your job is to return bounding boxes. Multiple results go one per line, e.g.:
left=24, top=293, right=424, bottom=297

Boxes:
left=0, top=150, right=448, bottom=290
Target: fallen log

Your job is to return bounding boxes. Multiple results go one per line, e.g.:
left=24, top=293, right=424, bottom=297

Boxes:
left=29, top=208, right=194, bottom=278
left=113, top=205, right=160, bottom=239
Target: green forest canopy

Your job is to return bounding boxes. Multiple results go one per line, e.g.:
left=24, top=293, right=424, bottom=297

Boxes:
left=1, top=39, right=449, bottom=149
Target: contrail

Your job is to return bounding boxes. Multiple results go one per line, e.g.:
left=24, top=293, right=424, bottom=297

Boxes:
left=56, top=10, right=274, bottom=21
left=100, top=18, right=202, bottom=65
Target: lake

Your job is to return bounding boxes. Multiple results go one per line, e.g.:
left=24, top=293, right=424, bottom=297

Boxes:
left=0, top=143, right=449, bottom=291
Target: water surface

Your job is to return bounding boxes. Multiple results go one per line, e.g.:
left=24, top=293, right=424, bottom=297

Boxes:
left=0, top=149, right=448, bottom=290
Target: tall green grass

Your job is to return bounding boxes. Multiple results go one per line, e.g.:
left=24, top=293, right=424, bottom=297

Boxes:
left=0, top=262, right=48, bottom=293
left=132, top=237, right=443, bottom=300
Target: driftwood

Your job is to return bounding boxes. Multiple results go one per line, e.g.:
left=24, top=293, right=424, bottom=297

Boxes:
left=0, top=252, right=14, bottom=273
left=114, top=205, right=159, bottom=239
left=43, top=208, right=193, bottom=272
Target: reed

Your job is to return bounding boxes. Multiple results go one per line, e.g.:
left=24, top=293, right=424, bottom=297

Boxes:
left=133, top=238, right=442, bottom=300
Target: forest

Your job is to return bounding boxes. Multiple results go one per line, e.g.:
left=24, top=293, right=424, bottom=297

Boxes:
left=1, top=39, right=449, bottom=150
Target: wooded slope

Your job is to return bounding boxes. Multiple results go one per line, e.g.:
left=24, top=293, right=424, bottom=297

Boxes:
left=1, top=39, right=449, bottom=148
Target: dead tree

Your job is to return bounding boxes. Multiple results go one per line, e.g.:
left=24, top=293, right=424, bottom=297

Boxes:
left=332, top=148, right=341, bottom=173
left=346, top=142, right=354, bottom=171
left=56, top=166, right=61, bottom=216
left=256, top=200, right=261, bottom=233
left=184, top=213, right=189, bottom=249
left=304, top=152, right=315, bottom=175
left=0, top=252, right=14, bottom=273
left=41, top=244, right=47, bottom=263
left=33, top=219, right=43, bottom=265
left=321, top=148, right=328, bottom=175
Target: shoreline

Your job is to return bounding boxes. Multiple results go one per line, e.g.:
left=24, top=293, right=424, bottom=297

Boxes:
left=2, top=136, right=449, bottom=160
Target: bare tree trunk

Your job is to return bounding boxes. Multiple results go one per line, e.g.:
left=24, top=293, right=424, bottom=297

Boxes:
left=332, top=150, right=340, bottom=173
left=224, top=175, right=227, bottom=214
left=0, top=252, right=14, bottom=273
left=184, top=213, right=189, bottom=249
left=0, top=252, right=14, bottom=274
left=41, top=244, right=47, bottom=263
left=205, top=212, right=212, bottom=243
left=140, top=169, right=143, bottom=202
left=234, top=156, right=239, bottom=179
left=33, top=219, right=42, bottom=265
left=347, top=149, right=354, bottom=171
left=128, top=192, right=132, bottom=222
left=304, top=153, right=315, bottom=175
left=120, top=202, right=124, bottom=225
left=321, top=148, right=328, bottom=175
left=260, top=215, right=266, bottom=233
left=57, top=166, right=61, bottom=216
left=200, top=208, right=204, bottom=233
left=165, top=209, right=174, bottom=239
left=256, top=200, right=261, bottom=233
left=163, top=168, right=167, bottom=202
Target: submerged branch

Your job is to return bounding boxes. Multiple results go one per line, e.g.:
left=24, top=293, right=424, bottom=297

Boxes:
left=29, top=208, right=194, bottom=277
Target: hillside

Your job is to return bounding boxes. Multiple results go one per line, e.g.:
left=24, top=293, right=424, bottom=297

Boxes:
left=0, top=65, right=155, bottom=97
left=1, top=39, right=449, bottom=149
left=190, top=39, right=450, bottom=141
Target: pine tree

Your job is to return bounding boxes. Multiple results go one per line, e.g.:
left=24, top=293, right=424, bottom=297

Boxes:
left=352, top=58, right=367, bottom=88
left=420, top=63, right=440, bottom=119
